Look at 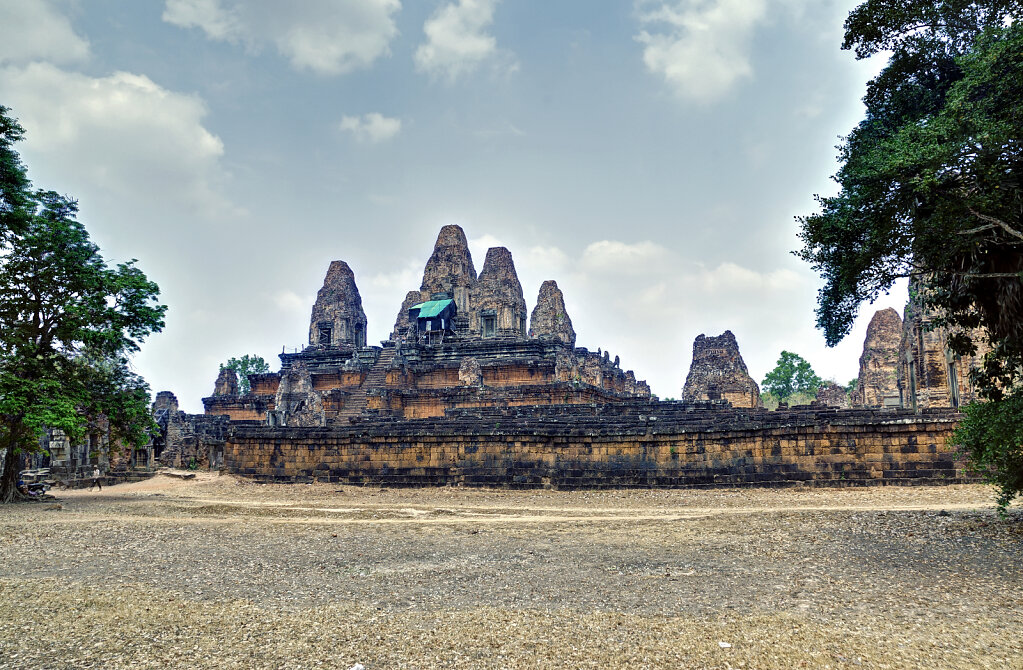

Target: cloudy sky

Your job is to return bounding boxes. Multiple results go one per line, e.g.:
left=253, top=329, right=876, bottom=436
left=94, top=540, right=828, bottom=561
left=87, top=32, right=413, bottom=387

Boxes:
left=0, top=0, right=907, bottom=412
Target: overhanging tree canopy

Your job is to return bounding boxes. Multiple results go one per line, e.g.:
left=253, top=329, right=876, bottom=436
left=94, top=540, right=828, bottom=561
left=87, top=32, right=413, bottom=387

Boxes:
left=798, top=1, right=1023, bottom=353
left=796, top=1, right=1023, bottom=508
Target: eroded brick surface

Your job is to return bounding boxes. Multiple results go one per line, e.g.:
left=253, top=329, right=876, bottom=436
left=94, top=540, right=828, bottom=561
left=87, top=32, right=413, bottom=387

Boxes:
left=681, top=331, right=762, bottom=408
left=853, top=308, right=901, bottom=407
left=530, top=280, right=576, bottom=346
left=897, top=281, right=992, bottom=410
left=225, top=404, right=967, bottom=488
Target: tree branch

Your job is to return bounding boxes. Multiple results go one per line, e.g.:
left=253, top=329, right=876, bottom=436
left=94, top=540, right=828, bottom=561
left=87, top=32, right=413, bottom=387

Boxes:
left=959, top=223, right=998, bottom=235
left=906, top=259, right=1022, bottom=279
left=967, top=207, right=1023, bottom=241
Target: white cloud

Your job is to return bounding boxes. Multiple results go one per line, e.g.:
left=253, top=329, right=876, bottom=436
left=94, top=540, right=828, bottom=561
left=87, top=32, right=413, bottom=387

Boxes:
left=0, top=62, right=234, bottom=217
left=524, top=245, right=571, bottom=276
left=339, top=113, right=402, bottom=143
left=580, top=240, right=673, bottom=274
left=365, top=260, right=422, bottom=292
left=414, top=0, right=506, bottom=81
left=468, top=233, right=507, bottom=268
left=162, top=0, right=242, bottom=41
left=272, top=290, right=312, bottom=315
left=471, top=121, right=526, bottom=140
left=689, top=262, right=801, bottom=293
left=0, top=0, right=89, bottom=65
left=635, top=0, right=768, bottom=102
left=163, top=0, right=401, bottom=75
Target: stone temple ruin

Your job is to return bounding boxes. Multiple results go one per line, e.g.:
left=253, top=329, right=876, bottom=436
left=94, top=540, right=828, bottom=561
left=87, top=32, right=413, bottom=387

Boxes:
left=202, top=225, right=650, bottom=428
left=897, top=285, right=991, bottom=411
left=16, top=228, right=988, bottom=489
left=835, top=284, right=990, bottom=412
left=681, top=331, right=763, bottom=409
left=32, top=233, right=990, bottom=489
left=677, top=291, right=987, bottom=413
left=136, top=233, right=978, bottom=487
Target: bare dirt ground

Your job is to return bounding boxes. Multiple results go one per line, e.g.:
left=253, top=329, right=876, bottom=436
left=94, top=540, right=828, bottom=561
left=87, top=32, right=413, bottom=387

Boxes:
left=1, top=474, right=1021, bottom=669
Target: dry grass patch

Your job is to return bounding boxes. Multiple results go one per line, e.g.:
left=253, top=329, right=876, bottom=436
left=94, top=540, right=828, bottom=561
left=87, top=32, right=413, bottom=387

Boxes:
left=2, top=579, right=1019, bottom=670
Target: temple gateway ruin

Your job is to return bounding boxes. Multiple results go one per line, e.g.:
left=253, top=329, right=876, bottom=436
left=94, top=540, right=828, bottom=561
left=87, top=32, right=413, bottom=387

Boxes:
left=134, top=225, right=981, bottom=488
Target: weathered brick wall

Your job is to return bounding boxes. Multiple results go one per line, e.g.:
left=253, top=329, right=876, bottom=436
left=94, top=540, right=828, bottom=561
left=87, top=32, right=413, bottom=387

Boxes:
left=383, top=384, right=647, bottom=420
left=225, top=403, right=969, bottom=488
left=312, top=372, right=365, bottom=391
left=481, top=364, right=549, bottom=387
left=203, top=395, right=273, bottom=422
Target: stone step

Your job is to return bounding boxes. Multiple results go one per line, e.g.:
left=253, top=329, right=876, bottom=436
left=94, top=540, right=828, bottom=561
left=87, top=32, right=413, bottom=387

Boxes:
left=335, top=347, right=397, bottom=423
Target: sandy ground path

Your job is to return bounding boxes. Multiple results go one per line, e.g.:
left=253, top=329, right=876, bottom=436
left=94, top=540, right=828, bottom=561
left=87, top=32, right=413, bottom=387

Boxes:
left=2, top=474, right=1021, bottom=669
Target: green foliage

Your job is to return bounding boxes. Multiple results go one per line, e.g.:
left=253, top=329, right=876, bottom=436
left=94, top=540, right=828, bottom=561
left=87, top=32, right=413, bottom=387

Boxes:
left=761, top=351, right=823, bottom=402
left=0, top=106, right=32, bottom=242
left=760, top=390, right=818, bottom=411
left=798, top=1, right=1023, bottom=508
left=760, top=392, right=780, bottom=411
left=953, top=391, right=1023, bottom=512
left=0, top=106, right=166, bottom=502
left=845, top=378, right=859, bottom=395
left=798, top=2, right=1023, bottom=351
left=220, top=355, right=270, bottom=395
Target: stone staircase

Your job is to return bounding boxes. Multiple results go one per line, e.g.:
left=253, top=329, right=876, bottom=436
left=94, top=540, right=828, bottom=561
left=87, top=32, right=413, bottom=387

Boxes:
left=337, top=347, right=395, bottom=422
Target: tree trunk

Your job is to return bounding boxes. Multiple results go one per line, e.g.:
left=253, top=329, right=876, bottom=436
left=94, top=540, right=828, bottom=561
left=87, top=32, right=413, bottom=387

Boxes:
left=0, top=422, right=25, bottom=503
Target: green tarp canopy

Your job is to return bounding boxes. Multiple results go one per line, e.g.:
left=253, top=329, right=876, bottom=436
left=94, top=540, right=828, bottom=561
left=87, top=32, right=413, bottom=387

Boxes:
left=410, top=299, right=454, bottom=318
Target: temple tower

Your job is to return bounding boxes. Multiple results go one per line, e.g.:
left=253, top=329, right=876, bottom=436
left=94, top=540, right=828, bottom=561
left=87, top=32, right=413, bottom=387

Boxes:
left=392, top=225, right=478, bottom=339
left=852, top=308, right=902, bottom=406
left=530, top=280, right=576, bottom=346
left=471, top=247, right=528, bottom=339
left=309, top=260, right=368, bottom=349
left=681, top=331, right=763, bottom=408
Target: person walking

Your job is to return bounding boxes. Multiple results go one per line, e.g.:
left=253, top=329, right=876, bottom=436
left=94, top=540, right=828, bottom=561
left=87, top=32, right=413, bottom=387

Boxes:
left=89, top=466, right=102, bottom=491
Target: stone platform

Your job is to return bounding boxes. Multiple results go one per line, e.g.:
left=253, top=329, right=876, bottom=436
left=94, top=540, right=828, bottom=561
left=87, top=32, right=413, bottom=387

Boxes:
left=225, top=402, right=969, bottom=489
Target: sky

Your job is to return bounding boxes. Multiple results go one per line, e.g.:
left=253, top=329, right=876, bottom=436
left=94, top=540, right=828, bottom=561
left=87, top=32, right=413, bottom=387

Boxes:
left=0, top=0, right=908, bottom=412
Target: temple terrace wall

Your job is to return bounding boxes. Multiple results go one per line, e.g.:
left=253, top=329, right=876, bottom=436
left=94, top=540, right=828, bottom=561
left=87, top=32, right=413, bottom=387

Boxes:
left=225, top=403, right=969, bottom=488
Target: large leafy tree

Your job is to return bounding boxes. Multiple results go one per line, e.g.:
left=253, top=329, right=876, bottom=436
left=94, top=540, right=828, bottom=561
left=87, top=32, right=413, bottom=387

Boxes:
left=220, top=355, right=270, bottom=395
left=0, top=106, right=166, bottom=502
left=796, top=1, right=1023, bottom=508
left=761, top=351, right=823, bottom=402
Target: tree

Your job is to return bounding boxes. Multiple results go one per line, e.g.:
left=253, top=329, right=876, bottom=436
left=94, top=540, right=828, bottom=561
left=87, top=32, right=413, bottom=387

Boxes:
left=761, top=351, right=823, bottom=402
left=796, top=1, right=1023, bottom=508
left=0, top=106, right=32, bottom=242
left=954, top=392, right=1023, bottom=510
left=220, top=355, right=270, bottom=395
left=0, top=107, right=166, bottom=502
left=845, top=378, right=858, bottom=395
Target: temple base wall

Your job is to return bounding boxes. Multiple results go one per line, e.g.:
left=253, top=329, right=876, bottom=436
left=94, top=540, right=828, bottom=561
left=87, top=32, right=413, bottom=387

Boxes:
left=225, top=405, right=970, bottom=489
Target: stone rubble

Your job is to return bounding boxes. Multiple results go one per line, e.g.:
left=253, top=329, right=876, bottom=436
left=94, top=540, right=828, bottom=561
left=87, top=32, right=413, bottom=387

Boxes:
left=814, top=381, right=850, bottom=409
